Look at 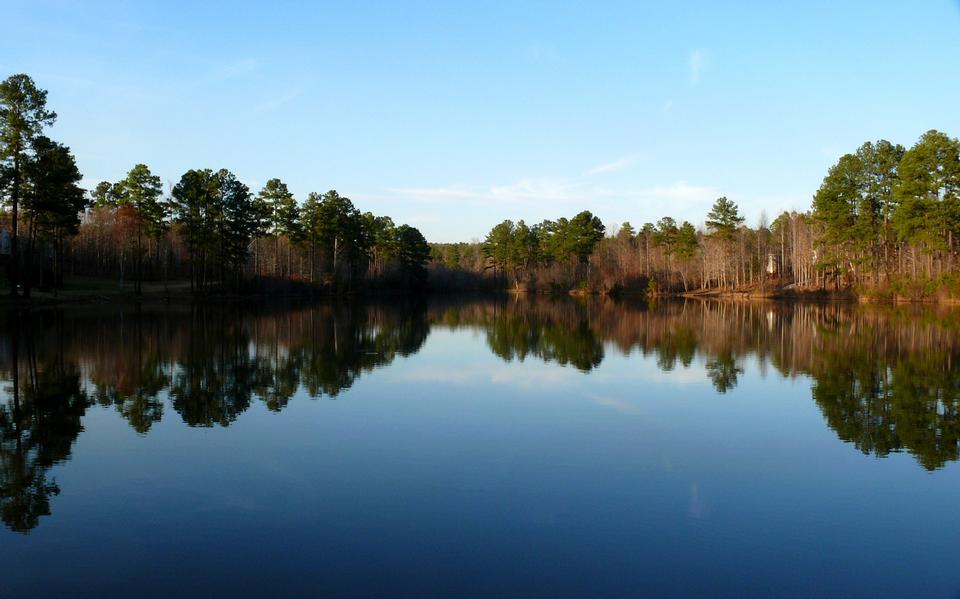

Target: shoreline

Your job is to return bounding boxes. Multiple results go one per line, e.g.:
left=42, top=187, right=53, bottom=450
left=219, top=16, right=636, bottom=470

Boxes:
left=4, top=278, right=960, bottom=308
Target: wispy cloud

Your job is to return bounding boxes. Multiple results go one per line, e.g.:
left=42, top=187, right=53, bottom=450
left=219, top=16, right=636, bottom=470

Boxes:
left=525, top=42, right=558, bottom=62
left=248, top=88, right=303, bottom=115
left=587, top=154, right=641, bottom=175
left=489, top=365, right=584, bottom=389
left=688, top=49, right=705, bottom=86
left=399, top=367, right=475, bottom=384
left=383, top=186, right=488, bottom=203
left=644, top=182, right=721, bottom=205
left=588, top=394, right=643, bottom=415
left=387, top=177, right=584, bottom=206
left=397, top=362, right=583, bottom=390
left=385, top=179, right=720, bottom=213
left=663, top=99, right=674, bottom=113
left=490, top=178, right=582, bottom=202
left=215, top=58, right=258, bottom=80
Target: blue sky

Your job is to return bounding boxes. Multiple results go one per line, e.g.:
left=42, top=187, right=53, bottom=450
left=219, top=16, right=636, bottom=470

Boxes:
left=3, top=1, right=959, bottom=242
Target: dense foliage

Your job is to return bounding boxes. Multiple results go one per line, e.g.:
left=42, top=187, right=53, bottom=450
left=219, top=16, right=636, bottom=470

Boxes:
left=0, top=74, right=430, bottom=296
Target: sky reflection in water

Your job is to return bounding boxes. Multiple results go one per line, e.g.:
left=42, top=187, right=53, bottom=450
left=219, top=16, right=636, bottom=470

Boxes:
left=1, top=298, right=959, bottom=597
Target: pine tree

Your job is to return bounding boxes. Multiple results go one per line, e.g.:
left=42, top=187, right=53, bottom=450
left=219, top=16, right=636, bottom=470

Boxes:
left=0, top=74, right=56, bottom=295
left=116, top=164, right=166, bottom=294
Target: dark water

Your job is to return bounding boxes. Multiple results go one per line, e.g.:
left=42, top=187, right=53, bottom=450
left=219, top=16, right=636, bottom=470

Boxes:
left=2, top=298, right=960, bottom=597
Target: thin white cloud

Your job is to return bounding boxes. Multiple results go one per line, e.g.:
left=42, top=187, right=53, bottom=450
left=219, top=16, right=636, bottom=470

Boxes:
left=397, top=362, right=583, bottom=390
left=588, top=394, right=643, bottom=415
left=488, top=365, right=584, bottom=389
left=384, top=179, right=721, bottom=214
left=383, top=186, right=487, bottom=203
left=388, top=177, right=584, bottom=206
left=688, top=49, right=705, bottom=86
left=400, top=367, right=475, bottom=383
left=644, top=182, right=721, bottom=204
left=525, top=42, right=558, bottom=62
left=663, top=99, right=674, bottom=113
left=489, top=178, right=581, bottom=203
left=377, top=155, right=727, bottom=241
left=587, top=154, right=640, bottom=175
left=248, top=88, right=303, bottom=115
left=215, top=58, right=258, bottom=80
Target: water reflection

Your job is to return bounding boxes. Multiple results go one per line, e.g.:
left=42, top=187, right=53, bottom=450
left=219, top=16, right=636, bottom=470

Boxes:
left=2, top=297, right=960, bottom=532
left=1, top=313, right=86, bottom=532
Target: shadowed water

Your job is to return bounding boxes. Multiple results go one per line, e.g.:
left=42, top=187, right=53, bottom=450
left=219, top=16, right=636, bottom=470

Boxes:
left=2, top=298, right=960, bottom=597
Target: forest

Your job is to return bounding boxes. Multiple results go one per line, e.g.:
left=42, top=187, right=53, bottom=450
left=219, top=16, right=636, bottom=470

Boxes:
left=3, top=72, right=960, bottom=300
left=0, top=74, right=431, bottom=298
left=432, top=132, right=960, bottom=300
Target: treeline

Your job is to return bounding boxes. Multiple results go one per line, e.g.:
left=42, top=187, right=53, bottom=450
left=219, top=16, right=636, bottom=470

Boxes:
left=430, top=199, right=801, bottom=294
left=433, top=130, right=960, bottom=299
left=0, top=74, right=430, bottom=297
left=82, top=171, right=431, bottom=293
left=5, top=71, right=960, bottom=300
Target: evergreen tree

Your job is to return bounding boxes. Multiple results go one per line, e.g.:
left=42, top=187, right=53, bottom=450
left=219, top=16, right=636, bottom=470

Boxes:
left=395, top=224, right=431, bottom=287
left=256, top=178, right=298, bottom=277
left=705, top=197, right=745, bottom=288
left=216, top=169, right=259, bottom=287
left=893, top=130, right=960, bottom=261
left=0, top=74, right=56, bottom=295
left=858, top=140, right=904, bottom=264
left=706, top=196, right=744, bottom=240
left=568, top=210, right=605, bottom=263
left=90, top=180, right=123, bottom=208
left=116, top=164, right=166, bottom=294
left=22, top=136, right=85, bottom=293
left=653, top=217, right=678, bottom=251
left=171, top=168, right=218, bottom=290
left=482, top=220, right=516, bottom=273
left=316, top=190, right=364, bottom=280
left=537, top=218, right=569, bottom=264
left=674, top=221, right=699, bottom=260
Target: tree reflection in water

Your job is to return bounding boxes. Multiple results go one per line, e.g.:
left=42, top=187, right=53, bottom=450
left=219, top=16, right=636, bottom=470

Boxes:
left=2, top=297, right=960, bottom=532
left=1, top=312, right=87, bottom=533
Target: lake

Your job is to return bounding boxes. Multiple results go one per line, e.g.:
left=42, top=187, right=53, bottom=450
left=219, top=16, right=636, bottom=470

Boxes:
left=2, top=297, right=960, bottom=597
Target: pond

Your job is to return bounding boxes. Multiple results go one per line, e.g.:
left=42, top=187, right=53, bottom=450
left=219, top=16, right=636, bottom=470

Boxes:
left=1, top=298, right=959, bottom=597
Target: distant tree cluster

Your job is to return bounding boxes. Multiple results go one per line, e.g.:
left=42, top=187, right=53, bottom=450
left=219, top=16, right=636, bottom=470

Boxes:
left=812, top=130, right=960, bottom=285
left=480, top=211, right=605, bottom=281
left=430, top=198, right=773, bottom=293
left=430, top=130, right=960, bottom=298
left=0, top=74, right=430, bottom=296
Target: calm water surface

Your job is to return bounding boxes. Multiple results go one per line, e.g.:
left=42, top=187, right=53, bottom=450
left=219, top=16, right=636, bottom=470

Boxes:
left=2, top=298, right=960, bottom=597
